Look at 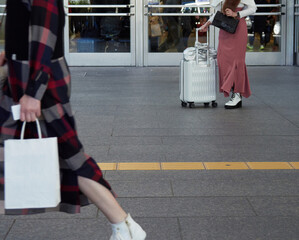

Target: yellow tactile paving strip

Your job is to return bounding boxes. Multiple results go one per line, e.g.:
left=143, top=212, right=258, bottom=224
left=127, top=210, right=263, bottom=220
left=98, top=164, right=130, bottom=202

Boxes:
left=290, top=162, right=299, bottom=169
left=204, top=162, right=249, bottom=170
left=162, top=162, right=205, bottom=170
left=98, top=162, right=299, bottom=171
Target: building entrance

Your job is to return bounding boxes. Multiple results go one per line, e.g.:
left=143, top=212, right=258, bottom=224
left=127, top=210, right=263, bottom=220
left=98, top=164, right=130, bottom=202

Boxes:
left=28, top=0, right=294, bottom=67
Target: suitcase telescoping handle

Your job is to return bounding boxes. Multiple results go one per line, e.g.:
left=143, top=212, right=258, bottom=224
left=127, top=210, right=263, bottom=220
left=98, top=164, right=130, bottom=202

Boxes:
left=195, top=27, right=210, bottom=67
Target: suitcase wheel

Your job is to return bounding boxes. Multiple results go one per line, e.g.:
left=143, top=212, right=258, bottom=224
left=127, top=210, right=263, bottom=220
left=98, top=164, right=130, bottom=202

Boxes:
left=181, top=101, right=187, bottom=108
left=188, top=102, right=195, bottom=108
left=204, top=102, right=210, bottom=108
left=212, top=101, right=218, bottom=108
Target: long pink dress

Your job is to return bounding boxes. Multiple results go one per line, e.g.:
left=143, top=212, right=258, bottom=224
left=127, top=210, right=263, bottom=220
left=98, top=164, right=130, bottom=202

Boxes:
left=217, top=8, right=251, bottom=98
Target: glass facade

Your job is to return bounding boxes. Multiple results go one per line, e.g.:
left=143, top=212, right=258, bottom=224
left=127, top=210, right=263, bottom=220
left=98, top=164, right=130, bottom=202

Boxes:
left=148, top=1, right=210, bottom=53
left=147, top=0, right=284, bottom=54
left=246, top=0, right=282, bottom=53
left=0, top=0, right=5, bottom=52
left=68, top=0, right=131, bottom=53
left=0, top=0, right=296, bottom=65
left=296, top=0, right=299, bottom=65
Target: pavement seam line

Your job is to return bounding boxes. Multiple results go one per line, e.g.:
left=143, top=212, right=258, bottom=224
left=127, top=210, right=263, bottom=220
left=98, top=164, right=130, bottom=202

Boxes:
left=245, top=197, right=259, bottom=217
left=177, top=217, right=184, bottom=240
left=98, top=162, right=299, bottom=171
left=4, top=219, right=16, bottom=240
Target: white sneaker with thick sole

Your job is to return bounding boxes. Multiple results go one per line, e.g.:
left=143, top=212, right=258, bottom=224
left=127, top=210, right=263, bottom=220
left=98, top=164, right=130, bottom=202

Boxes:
left=110, top=214, right=146, bottom=240
left=225, top=93, right=242, bottom=109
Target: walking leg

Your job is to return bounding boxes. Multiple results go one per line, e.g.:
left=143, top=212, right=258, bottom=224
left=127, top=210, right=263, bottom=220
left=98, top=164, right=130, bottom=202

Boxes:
left=78, top=176, right=146, bottom=239
left=78, top=175, right=126, bottom=224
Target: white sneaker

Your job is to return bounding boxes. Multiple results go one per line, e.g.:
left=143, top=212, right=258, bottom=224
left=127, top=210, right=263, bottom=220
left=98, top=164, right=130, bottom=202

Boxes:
left=225, top=93, right=242, bottom=109
left=110, top=214, right=146, bottom=240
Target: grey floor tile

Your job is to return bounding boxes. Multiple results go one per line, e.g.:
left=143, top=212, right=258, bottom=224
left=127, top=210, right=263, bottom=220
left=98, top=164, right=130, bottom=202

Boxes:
left=134, top=218, right=181, bottom=240
left=82, top=146, right=110, bottom=161
left=108, top=145, right=165, bottom=155
left=179, top=216, right=299, bottom=240
left=108, top=180, right=173, bottom=197
left=79, top=136, right=112, bottom=147
left=0, top=220, right=14, bottom=240
left=165, top=151, right=223, bottom=162
left=104, top=170, right=299, bottom=182
left=105, top=170, right=203, bottom=181
left=106, top=153, right=166, bottom=162
left=5, top=219, right=111, bottom=240
left=72, top=105, right=118, bottom=116
left=248, top=197, right=299, bottom=216
left=171, top=178, right=299, bottom=197
left=117, top=197, right=256, bottom=217
left=77, top=126, right=113, bottom=138
left=0, top=205, right=99, bottom=220
left=111, top=136, right=163, bottom=146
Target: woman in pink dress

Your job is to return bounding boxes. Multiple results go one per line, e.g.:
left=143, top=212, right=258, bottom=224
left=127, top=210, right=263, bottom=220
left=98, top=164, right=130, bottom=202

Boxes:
left=201, top=0, right=257, bottom=109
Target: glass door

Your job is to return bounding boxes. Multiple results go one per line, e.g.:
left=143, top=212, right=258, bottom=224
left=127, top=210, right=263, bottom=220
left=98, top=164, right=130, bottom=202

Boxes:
left=64, top=0, right=135, bottom=66
left=244, top=0, right=287, bottom=65
left=295, top=0, right=299, bottom=66
left=0, top=1, right=5, bottom=52
left=143, top=1, right=213, bottom=66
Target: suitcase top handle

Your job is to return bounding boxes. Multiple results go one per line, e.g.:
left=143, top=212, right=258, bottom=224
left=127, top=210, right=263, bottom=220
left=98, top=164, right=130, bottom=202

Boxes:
left=195, top=27, right=210, bottom=66
left=20, top=120, right=42, bottom=140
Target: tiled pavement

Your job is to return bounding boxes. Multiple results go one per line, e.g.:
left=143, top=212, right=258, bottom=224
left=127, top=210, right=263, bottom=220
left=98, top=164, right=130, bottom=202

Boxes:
left=0, top=66, right=299, bottom=239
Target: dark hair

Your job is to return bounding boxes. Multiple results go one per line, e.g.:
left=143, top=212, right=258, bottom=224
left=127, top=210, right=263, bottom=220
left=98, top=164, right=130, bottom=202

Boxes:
left=222, top=0, right=241, bottom=13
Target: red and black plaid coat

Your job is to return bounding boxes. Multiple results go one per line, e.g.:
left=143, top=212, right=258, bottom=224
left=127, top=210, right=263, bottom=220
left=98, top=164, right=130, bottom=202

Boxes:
left=0, top=0, right=113, bottom=215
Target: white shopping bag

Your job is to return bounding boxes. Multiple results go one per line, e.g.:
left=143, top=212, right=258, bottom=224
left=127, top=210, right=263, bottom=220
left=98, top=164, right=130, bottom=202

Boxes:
left=4, top=120, right=60, bottom=209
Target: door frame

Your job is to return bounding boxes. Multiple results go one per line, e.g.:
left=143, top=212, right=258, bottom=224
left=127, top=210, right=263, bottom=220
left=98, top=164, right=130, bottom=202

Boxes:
left=143, top=1, right=214, bottom=66
left=244, top=1, right=288, bottom=65
left=64, top=0, right=136, bottom=66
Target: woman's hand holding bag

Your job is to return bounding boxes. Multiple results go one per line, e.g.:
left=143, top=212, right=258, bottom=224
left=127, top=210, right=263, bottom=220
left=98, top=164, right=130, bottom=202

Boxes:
left=4, top=120, right=61, bottom=209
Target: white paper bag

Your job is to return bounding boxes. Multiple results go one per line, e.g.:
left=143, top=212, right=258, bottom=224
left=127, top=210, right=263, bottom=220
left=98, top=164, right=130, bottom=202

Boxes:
left=4, top=120, right=60, bottom=209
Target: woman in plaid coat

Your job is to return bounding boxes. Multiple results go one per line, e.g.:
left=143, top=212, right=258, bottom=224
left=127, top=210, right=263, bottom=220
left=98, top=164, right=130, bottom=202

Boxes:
left=0, top=0, right=146, bottom=239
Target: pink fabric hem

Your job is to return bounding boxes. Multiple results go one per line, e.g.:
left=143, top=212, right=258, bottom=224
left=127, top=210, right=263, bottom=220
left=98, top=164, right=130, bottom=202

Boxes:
left=219, top=60, right=251, bottom=98
left=217, top=17, right=251, bottom=98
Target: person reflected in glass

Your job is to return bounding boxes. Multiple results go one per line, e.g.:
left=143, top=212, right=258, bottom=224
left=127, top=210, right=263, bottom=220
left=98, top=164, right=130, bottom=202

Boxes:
left=200, top=0, right=257, bottom=109
left=149, top=16, right=163, bottom=52
left=181, top=14, right=195, bottom=49
left=158, top=0, right=185, bottom=52
left=247, top=0, right=270, bottom=51
left=0, top=1, right=146, bottom=239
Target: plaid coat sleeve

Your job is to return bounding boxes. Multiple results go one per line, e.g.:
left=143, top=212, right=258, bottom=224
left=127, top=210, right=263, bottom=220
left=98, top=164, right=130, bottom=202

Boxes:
left=25, top=0, right=59, bottom=100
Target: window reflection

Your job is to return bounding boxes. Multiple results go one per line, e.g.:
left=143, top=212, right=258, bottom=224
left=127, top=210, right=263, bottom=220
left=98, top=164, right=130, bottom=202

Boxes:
left=148, top=0, right=283, bottom=54
left=148, top=0, right=210, bottom=53
left=0, top=0, right=5, bottom=51
left=296, top=0, right=299, bottom=64
left=69, top=0, right=130, bottom=53
left=247, top=0, right=281, bottom=52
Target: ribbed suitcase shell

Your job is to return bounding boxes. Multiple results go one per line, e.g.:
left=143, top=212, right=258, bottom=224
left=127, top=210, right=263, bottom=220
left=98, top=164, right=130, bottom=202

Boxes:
left=180, top=58, right=217, bottom=105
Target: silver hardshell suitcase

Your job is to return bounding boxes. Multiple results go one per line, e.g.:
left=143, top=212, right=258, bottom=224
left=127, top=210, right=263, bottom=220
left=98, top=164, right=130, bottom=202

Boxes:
left=180, top=28, right=218, bottom=108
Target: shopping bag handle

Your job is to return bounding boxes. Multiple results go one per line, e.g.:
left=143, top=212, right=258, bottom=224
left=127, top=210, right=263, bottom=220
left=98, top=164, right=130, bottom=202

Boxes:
left=20, top=120, right=42, bottom=140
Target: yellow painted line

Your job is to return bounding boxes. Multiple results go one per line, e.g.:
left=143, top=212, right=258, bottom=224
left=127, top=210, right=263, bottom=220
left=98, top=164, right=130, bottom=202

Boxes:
left=97, top=162, right=299, bottom=171
left=98, top=163, right=117, bottom=171
left=161, top=162, right=205, bottom=170
left=118, top=162, right=161, bottom=171
left=247, top=162, right=293, bottom=170
left=204, top=162, right=249, bottom=170
left=290, top=162, right=299, bottom=169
